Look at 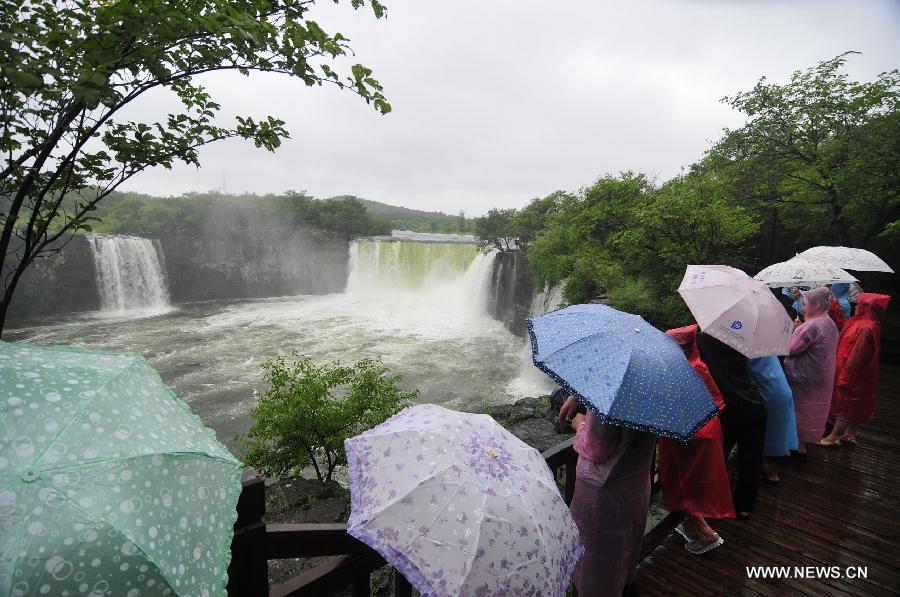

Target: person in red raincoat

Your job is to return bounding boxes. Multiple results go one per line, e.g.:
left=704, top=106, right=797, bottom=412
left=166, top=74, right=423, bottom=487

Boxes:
left=822, top=293, right=892, bottom=445
left=827, top=294, right=846, bottom=332
left=658, top=325, right=734, bottom=554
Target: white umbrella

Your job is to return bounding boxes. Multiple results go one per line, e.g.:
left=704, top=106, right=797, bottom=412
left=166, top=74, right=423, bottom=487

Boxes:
left=793, top=246, right=894, bottom=273
left=678, top=265, right=794, bottom=358
left=753, top=259, right=858, bottom=288
left=345, top=404, right=583, bottom=597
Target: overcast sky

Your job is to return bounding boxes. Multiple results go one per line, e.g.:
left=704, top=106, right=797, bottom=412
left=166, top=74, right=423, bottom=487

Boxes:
left=120, top=0, right=900, bottom=216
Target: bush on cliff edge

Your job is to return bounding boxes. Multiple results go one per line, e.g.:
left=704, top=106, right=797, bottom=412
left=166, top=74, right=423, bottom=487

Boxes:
left=241, top=354, right=417, bottom=483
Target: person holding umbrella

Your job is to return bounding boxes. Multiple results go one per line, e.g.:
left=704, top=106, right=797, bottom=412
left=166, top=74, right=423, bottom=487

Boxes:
left=559, top=400, right=656, bottom=596
left=695, top=333, right=767, bottom=518
left=678, top=265, right=795, bottom=519
left=783, top=287, right=840, bottom=456
left=531, top=304, right=719, bottom=596
left=658, top=325, right=734, bottom=554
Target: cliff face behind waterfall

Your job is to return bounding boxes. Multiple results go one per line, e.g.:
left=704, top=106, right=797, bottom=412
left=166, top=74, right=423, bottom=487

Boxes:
left=8, top=233, right=536, bottom=336
left=488, top=251, right=535, bottom=337
left=8, top=230, right=350, bottom=320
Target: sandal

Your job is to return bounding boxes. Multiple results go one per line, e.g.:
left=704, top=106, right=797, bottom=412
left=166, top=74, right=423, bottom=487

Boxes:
left=819, top=437, right=841, bottom=447
left=840, top=436, right=858, bottom=445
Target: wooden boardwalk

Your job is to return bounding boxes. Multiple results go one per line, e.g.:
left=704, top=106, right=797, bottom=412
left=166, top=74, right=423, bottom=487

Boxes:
left=635, top=361, right=900, bottom=596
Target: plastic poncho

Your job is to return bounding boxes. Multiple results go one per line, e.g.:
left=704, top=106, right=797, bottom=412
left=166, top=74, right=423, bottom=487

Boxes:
left=571, top=414, right=656, bottom=596
left=784, top=287, right=840, bottom=443
left=657, top=325, right=734, bottom=519
left=782, top=287, right=804, bottom=319
left=828, top=299, right=846, bottom=332
left=831, top=293, right=892, bottom=424
left=830, top=283, right=852, bottom=317
left=748, top=356, right=799, bottom=457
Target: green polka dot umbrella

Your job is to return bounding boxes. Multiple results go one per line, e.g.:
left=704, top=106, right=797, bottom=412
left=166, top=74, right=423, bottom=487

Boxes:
left=0, top=342, right=243, bottom=596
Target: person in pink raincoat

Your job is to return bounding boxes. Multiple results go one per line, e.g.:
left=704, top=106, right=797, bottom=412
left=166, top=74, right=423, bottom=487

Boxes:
left=558, top=397, right=656, bottom=597
left=783, top=287, right=840, bottom=455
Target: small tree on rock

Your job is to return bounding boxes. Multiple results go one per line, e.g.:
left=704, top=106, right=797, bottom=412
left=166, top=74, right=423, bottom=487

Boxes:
left=241, top=354, right=416, bottom=482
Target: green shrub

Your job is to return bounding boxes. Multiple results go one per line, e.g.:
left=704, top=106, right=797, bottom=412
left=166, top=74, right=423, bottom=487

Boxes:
left=241, top=354, right=417, bottom=482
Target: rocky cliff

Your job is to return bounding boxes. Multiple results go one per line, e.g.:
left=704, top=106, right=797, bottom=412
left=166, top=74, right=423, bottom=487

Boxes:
left=488, top=251, right=535, bottom=337
left=7, top=229, right=351, bottom=322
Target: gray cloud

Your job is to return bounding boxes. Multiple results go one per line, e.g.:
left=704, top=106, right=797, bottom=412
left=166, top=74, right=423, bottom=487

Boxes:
left=119, top=0, right=900, bottom=215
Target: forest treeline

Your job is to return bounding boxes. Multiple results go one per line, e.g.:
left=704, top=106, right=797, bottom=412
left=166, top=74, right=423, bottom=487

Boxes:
left=89, top=191, right=472, bottom=239
left=473, top=54, right=899, bottom=326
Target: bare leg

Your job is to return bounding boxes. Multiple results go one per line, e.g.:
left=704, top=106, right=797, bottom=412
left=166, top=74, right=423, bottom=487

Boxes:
left=763, top=458, right=780, bottom=482
left=686, top=513, right=716, bottom=539
left=823, top=419, right=848, bottom=443
left=840, top=422, right=859, bottom=442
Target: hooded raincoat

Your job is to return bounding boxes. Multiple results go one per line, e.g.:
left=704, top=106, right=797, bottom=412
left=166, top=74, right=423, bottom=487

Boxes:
left=570, top=414, right=656, bottom=597
left=748, top=356, right=799, bottom=457
left=696, top=332, right=766, bottom=513
left=830, top=283, right=852, bottom=317
left=784, top=287, right=840, bottom=444
left=782, top=287, right=804, bottom=320
left=658, top=325, right=734, bottom=519
left=830, top=293, right=892, bottom=424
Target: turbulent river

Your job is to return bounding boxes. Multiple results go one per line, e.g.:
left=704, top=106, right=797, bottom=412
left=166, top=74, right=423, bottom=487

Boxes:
left=7, top=232, right=556, bottom=451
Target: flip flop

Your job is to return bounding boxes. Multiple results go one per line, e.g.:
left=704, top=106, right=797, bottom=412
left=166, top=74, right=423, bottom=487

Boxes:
left=818, top=437, right=841, bottom=447
left=840, top=436, right=858, bottom=445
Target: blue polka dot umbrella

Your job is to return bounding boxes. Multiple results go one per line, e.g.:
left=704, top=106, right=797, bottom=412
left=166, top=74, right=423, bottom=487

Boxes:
left=527, top=304, right=718, bottom=441
left=0, top=342, right=243, bottom=596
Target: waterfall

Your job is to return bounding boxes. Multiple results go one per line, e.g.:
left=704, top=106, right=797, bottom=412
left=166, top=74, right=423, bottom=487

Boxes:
left=507, top=282, right=566, bottom=397
left=529, top=283, right=565, bottom=316
left=86, top=235, right=171, bottom=313
left=345, top=237, right=499, bottom=330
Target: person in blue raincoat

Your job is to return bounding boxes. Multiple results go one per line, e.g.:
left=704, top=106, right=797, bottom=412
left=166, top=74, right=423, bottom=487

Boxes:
left=830, top=283, right=852, bottom=318
left=747, top=356, right=798, bottom=483
left=781, top=287, right=804, bottom=322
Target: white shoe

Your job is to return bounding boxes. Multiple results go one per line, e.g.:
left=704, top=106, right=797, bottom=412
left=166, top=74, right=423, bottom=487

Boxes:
left=675, top=523, right=698, bottom=542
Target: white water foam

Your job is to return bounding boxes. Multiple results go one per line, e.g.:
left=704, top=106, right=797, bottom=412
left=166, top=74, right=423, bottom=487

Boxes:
left=506, top=283, right=568, bottom=397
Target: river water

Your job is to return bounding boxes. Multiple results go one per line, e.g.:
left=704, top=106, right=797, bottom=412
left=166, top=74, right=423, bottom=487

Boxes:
left=7, top=233, right=556, bottom=452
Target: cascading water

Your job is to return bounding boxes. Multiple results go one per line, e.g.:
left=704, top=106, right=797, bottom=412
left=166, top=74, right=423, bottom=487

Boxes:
left=86, top=234, right=171, bottom=314
left=345, top=236, right=497, bottom=334
left=507, top=283, right=567, bottom=396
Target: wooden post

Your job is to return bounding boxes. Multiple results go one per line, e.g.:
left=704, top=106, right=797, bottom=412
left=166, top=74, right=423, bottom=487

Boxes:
left=395, top=570, right=413, bottom=597
left=350, top=572, right=370, bottom=597
left=228, top=468, right=269, bottom=596
left=564, top=451, right=577, bottom=506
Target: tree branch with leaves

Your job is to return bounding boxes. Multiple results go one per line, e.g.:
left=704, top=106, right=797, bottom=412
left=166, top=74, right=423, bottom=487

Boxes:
left=0, top=0, right=391, bottom=333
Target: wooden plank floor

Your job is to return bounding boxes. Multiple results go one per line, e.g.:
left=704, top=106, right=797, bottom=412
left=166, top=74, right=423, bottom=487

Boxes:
left=635, top=361, right=900, bottom=596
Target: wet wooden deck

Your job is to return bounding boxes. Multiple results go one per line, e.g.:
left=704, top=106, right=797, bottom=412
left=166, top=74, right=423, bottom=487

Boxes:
left=635, top=360, right=900, bottom=596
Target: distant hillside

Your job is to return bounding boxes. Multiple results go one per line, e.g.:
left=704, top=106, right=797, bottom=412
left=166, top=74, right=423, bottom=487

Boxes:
left=330, top=195, right=471, bottom=233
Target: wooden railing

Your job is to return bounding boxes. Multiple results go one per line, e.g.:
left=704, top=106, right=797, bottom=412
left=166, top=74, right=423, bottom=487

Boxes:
left=227, top=437, right=681, bottom=596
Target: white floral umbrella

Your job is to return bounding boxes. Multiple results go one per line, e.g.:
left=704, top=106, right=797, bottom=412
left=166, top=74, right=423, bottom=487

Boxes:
left=678, top=265, right=794, bottom=358
left=753, top=259, right=858, bottom=288
left=345, top=404, right=583, bottom=597
left=793, top=246, right=894, bottom=273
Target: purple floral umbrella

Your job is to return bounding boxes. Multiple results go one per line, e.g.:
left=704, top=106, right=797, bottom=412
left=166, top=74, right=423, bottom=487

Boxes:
left=345, top=404, right=583, bottom=597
